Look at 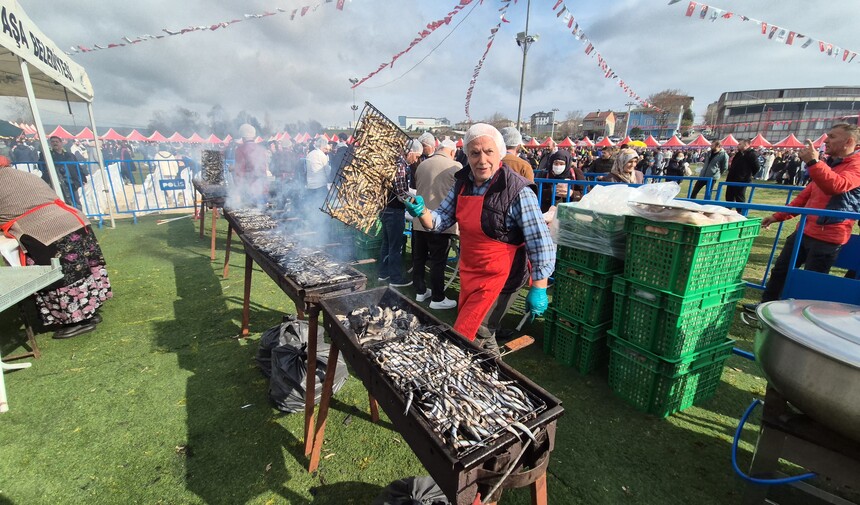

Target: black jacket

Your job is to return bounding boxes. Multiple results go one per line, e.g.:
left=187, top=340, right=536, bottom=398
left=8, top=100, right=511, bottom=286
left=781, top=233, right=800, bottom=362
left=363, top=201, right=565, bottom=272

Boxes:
left=727, top=149, right=759, bottom=182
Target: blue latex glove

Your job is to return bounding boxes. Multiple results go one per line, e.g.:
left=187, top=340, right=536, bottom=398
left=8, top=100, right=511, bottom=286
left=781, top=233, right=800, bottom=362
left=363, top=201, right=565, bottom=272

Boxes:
left=403, top=195, right=425, bottom=217
left=525, top=286, right=548, bottom=320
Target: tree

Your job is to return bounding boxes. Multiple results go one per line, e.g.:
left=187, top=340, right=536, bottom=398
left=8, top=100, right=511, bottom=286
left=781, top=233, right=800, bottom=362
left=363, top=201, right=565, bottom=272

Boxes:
left=680, top=107, right=695, bottom=135
left=482, top=112, right=511, bottom=130
left=646, top=89, right=693, bottom=137
left=630, top=127, right=643, bottom=138
left=206, top=105, right=231, bottom=138
left=558, top=110, right=585, bottom=138
left=147, top=107, right=205, bottom=137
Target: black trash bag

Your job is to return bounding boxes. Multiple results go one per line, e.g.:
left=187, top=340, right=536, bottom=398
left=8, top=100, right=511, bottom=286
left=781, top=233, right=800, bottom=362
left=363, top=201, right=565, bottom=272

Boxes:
left=269, top=325, right=349, bottom=413
left=372, top=476, right=450, bottom=505
left=256, top=315, right=305, bottom=378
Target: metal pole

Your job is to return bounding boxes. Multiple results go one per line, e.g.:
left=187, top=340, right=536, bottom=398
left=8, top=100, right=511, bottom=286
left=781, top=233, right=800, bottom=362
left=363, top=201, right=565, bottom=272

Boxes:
left=19, top=58, right=62, bottom=200
left=86, top=102, right=116, bottom=228
left=624, top=101, right=635, bottom=137
left=515, top=0, right=532, bottom=131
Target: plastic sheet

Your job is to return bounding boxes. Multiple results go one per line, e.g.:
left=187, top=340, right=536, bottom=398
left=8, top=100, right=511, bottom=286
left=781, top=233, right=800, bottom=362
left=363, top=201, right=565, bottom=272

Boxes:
left=372, top=476, right=450, bottom=505
left=554, top=203, right=628, bottom=259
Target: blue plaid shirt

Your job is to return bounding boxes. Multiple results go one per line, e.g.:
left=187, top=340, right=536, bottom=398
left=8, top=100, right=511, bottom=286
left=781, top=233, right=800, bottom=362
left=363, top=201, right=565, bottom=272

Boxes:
left=430, top=173, right=556, bottom=281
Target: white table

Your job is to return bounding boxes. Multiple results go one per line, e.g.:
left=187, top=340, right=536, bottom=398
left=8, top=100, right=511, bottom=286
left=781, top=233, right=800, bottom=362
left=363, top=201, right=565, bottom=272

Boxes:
left=0, top=259, right=63, bottom=412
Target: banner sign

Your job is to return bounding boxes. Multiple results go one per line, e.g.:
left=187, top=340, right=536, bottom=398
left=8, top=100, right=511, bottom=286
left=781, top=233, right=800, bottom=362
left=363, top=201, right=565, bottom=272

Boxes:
left=159, top=179, right=186, bottom=191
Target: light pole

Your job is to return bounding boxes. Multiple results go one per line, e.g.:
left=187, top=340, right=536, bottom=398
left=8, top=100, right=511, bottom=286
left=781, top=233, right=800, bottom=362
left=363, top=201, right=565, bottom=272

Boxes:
left=515, top=0, right=538, bottom=132
left=623, top=101, right=635, bottom=137
left=348, top=78, right=359, bottom=128
left=549, top=108, right=559, bottom=139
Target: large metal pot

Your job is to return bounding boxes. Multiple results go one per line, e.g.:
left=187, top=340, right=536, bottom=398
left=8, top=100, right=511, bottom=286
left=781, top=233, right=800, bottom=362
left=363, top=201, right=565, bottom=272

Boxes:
left=755, top=299, right=860, bottom=442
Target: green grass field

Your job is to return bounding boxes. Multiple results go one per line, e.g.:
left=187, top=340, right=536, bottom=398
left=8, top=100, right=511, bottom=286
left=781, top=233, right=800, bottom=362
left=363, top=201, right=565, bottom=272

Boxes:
left=0, top=184, right=847, bottom=504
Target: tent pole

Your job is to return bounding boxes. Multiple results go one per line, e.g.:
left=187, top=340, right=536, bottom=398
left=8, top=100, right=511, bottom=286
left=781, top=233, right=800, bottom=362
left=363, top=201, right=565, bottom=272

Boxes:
left=86, top=102, right=116, bottom=228
left=19, top=58, right=62, bottom=200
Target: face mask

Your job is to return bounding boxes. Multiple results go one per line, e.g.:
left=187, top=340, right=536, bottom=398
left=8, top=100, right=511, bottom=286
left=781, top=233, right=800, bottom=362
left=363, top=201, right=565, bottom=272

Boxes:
left=552, top=165, right=565, bottom=175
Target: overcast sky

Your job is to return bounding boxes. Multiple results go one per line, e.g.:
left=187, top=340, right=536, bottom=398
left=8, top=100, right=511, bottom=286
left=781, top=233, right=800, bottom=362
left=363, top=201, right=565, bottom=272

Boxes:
left=8, top=0, right=860, bottom=132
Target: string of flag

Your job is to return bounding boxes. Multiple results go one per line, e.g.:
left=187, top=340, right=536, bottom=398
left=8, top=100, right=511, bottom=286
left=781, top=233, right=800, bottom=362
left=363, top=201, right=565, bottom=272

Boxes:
left=69, top=0, right=347, bottom=55
left=552, top=1, right=662, bottom=112
left=630, top=114, right=858, bottom=131
left=350, top=0, right=476, bottom=89
left=669, top=0, right=858, bottom=63
left=464, top=0, right=513, bottom=122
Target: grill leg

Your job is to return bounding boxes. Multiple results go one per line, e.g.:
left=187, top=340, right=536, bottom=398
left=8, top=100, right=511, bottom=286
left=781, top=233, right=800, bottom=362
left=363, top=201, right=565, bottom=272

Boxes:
left=222, top=223, right=232, bottom=278
left=368, top=394, right=379, bottom=423
left=210, top=207, right=218, bottom=261
left=199, top=203, right=206, bottom=238
left=304, top=306, right=320, bottom=457
left=530, top=472, right=548, bottom=505
left=308, top=341, right=340, bottom=473
left=240, top=253, right=252, bottom=338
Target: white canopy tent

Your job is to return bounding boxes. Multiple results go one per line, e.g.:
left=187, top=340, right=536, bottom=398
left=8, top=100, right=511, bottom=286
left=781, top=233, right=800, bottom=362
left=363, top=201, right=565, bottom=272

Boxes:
left=0, top=0, right=114, bottom=226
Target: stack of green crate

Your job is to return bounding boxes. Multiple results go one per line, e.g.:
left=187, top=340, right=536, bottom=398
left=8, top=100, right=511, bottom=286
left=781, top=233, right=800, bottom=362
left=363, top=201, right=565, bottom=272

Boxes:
left=608, top=215, right=761, bottom=417
left=544, top=245, right=623, bottom=374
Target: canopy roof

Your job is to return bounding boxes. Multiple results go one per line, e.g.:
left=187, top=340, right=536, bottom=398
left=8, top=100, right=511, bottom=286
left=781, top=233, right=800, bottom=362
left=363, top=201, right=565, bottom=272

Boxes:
left=720, top=134, right=739, bottom=147
left=538, top=137, right=553, bottom=148
left=125, top=129, right=149, bottom=142
left=187, top=133, right=205, bottom=143
left=774, top=133, right=804, bottom=149
left=0, top=120, right=22, bottom=138
left=594, top=137, right=614, bottom=148
left=643, top=135, right=660, bottom=148
left=205, top=134, right=222, bottom=144
left=47, top=125, right=74, bottom=139
left=556, top=137, right=574, bottom=148
left=619, top=136, right=633, bottom=145
left=523, top=138, right=540, bottom=148
left=661, top=135, right=686, bottom=147
left=148, top=131, right=168, bottom=142
left=577, top=136, right=594, bottom=147
left=812, top=133, right=827, bottom=149
left=167, top=132, right=187, bottom=143
left=0, top=1, right=93, bottom=102
left=749, top=133, right=772, bottom=148
left=686, top=134, right=711, bottom=148
left=100, top=128, right=126, bottom=141
left=74, top=127, right=94, bottom=140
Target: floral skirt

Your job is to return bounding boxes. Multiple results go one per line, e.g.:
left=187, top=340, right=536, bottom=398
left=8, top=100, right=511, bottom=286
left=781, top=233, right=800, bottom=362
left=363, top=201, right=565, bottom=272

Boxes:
left=20, top=226, right=113, bottom=326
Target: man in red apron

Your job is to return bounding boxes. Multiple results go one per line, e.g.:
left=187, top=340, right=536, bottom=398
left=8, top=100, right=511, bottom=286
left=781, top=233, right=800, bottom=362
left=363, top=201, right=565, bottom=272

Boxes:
left=407, top=124, right=555, bottom=354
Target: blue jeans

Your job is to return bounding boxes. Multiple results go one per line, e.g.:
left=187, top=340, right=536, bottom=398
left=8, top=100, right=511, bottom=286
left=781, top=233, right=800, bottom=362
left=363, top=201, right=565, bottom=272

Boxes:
left=378, top=208, right=407, bottom=283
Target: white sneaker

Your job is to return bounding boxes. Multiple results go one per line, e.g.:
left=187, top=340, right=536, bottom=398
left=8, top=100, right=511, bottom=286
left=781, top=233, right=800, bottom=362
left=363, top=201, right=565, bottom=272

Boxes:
left=416, top=289, right=432, bottom=303
left=429, top=298, right=457, bottom=310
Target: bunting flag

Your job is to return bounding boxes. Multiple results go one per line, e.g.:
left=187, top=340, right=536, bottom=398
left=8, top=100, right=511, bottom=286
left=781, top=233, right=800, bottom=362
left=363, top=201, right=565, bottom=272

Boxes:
left=552, top=2, right=662, bottom=111
left=69, top=1, right=344, bottom=55
left=671, top=1, right=859, bottom=64
left=630, top=114, right=856, bottom=131
left=464, top=0, right=512, bottom=121
left=350, top=0, right=477, bottom=89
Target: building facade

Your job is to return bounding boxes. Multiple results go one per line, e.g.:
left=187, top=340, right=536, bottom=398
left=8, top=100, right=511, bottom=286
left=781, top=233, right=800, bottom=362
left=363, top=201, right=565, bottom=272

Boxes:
left=530, top=111, right=556, bottom=138
left=582, top=111, right=616, bottom=139
left=710, top=86, right=860, bottom=142
left=397, top=116, right=451, bottom=132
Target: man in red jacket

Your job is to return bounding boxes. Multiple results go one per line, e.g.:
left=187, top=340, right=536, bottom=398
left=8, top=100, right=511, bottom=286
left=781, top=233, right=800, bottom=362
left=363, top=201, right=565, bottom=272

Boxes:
left=745, top=123, right=860, bottom=310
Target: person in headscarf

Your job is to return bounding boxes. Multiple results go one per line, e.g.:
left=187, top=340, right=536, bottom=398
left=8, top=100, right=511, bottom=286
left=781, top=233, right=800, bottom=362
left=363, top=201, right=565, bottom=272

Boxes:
left=0, top=156, right=112, bottom=339
left=599, top=148, right=644, bottom=184
left=404, top=124, right=555, bottom=355
left=539, top=149, right=585, bottom=212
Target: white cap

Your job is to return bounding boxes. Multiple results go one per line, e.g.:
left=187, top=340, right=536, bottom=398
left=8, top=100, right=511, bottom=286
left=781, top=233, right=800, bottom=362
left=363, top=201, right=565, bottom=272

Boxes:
left=418, top=132, right=436, bottom=147
left=439, top=139, right=456, bottom=150
left=238, top=123, right=256, bottom=140
left=314, top=137, right=329, bottom=150
left=500, top=127, right=523, bottom=148
left=406, top=139, right=423, bottom=154
left=463, top=123, right=505, bottom=155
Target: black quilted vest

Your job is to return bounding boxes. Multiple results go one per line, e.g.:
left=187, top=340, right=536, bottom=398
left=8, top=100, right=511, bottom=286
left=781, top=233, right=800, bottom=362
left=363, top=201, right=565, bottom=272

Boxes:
left=453, top=164, right=536, bottom=293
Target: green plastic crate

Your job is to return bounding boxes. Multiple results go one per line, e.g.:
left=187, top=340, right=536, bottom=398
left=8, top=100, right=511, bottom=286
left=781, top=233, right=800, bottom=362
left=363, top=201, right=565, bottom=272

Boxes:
left=546, top=309, right=610, bottom=374
left=542, top=315, right=556, bottom=357
left=555, top=204, right=627, bottom=259
left=353, top=240, right=382, bottom=261
left=557, top=246, right=623, bottom=275
left=611, top=277, right=744, bottom=359
left=551, top=262, right=615, bottom=325
left=608, top=335, right=734, bottom=417
left=556, top=203, right=626, bottom=232
left=623, top=216, right=760, bottom=295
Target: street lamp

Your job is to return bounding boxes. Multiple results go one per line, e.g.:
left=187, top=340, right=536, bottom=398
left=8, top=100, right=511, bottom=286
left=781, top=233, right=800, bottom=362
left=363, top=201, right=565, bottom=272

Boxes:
left=514, top=0, right=538, bottom=132
left=549, top=108, right=559, bottom=139
left=348, top=78, right=359, bottom=128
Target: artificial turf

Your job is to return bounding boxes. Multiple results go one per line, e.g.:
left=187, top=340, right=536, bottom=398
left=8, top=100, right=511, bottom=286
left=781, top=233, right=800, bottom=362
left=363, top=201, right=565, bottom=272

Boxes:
left=0, top=184, right=848, bottom=504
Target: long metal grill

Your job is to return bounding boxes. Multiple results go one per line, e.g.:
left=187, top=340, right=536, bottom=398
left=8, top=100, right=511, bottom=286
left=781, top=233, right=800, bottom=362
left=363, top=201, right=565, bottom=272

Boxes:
left=322, top=102, right=410, bottom=235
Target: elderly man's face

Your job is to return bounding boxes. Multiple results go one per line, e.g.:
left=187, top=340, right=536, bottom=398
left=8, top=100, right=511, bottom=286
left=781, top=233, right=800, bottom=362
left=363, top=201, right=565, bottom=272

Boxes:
left=824, top=127, right=856, bottom=157
left=467, top=136, right=501, bottom=185
left=50, top=138, right=63, bottom=151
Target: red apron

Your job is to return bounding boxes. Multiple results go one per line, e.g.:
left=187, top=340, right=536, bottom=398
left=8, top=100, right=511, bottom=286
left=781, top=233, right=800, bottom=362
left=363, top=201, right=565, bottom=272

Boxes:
left=453, top=181, right=524, bottom=340
left=1, top=199, right=87, bottom=265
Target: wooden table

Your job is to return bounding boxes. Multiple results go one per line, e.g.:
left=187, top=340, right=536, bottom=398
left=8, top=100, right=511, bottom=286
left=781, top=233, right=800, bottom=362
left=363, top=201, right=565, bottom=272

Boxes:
left=0, top=259, right=63, bottom=413
left=191, top=179, right=226, bottom=262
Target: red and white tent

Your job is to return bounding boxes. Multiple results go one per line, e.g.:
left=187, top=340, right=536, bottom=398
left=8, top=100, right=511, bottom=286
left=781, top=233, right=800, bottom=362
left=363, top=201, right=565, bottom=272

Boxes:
left=749, top=133, right=772, bottom=148
left=720, top=134, right=739, bottom=147
left=538, top=137, right=553, bottom=148
left=125, top=129, right=149, bottom=142
left=523, top=138, right=540, bottom=148
left=619, top=136, right=633, bottom=145
left=686, top=134, right=711, bottom=148
left=594, top=137, right=615, bottom=148
left=812, top=133, right=827, bottom=149
left=577, top=136, right=594, bottom=147
left=773, top=133, right=804, bottom=149
left=661, top=135, right=686, bottom=148
left=643, top=135, right=660, bottom=148
left=556, top=137, right=574, bottom=148
left=455, top=138, right=464, bottom=148
left=205, top=134, right=222, bottom=144
left=99, top=128, right=126, bottom=141
left=47, top=125, right=75, bottom=139
left=222, top=134, right=233, bottom=144
left=148, top=131, right=168, bottom=142
left=74, top=127, right=94, bottom=140
left=167, top=132, right=187, bottom=143
left=187, top=133, right=205, bottom=143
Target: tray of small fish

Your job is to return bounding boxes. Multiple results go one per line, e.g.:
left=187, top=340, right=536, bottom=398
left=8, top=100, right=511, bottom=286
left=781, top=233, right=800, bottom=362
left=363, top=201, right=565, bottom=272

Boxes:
left=224, top=207, right=280, bottom=233
left=279, top=248, right=361, bottom=288
left=322, top=102, right=410, bottom=235
left=192, top=178, right=227, bottom=201
left=320, top=287, right=564, bottom=473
